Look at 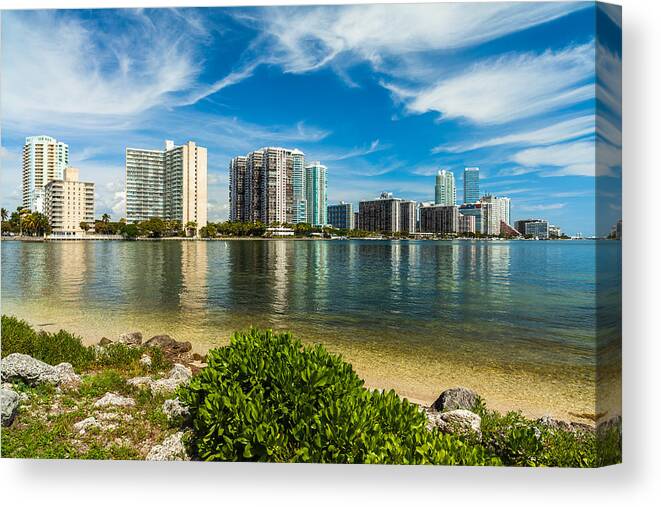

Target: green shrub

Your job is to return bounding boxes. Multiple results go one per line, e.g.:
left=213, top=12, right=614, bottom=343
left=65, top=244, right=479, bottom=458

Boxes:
left=1, top=315, right=95, bottom=370
left=473, top=401, right=621, bottom=467
left=179, top=329, right=500, bottom=465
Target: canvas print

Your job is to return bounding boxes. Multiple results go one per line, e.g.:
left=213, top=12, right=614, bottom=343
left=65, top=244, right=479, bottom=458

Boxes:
left=0, top=2, right=621, bottom=467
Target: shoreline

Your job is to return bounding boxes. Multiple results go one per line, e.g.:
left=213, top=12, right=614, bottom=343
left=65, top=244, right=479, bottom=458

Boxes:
left=4, top=310, right=619, bottom=427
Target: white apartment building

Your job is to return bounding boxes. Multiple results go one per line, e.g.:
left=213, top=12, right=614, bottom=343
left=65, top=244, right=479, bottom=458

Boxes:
left=126, top=140, right=207, bottom=230
left=44, top=168, right=95, bottom=236
left=22, top=135, right=69, bottom=213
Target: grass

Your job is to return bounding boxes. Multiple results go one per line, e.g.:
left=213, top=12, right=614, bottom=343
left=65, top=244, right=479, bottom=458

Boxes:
left=1, top=315, right=172, bottom=375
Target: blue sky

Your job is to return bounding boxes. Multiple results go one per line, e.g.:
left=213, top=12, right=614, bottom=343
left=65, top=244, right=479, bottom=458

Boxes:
left=0, top=3, right=621, bottom=235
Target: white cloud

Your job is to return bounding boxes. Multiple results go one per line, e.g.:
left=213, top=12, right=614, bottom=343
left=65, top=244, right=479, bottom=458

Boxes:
left=518, top=203, right=567, bottom=211
left=312, top=140, right=386, bottom=162
left=497, top=167, right=538, bottom=177
left=513, top=141, right=597, bottom=177
left=256, top=3, right=585, bottom=74
left=394, top=42, right=594, bottom=125
left=1, top=10, right=202, bottom=130
left=437, top=115, right=595, bottom=153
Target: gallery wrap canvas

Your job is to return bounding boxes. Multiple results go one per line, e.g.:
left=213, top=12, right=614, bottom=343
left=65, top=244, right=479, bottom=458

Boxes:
left=0, top=2, right=621, bottom=467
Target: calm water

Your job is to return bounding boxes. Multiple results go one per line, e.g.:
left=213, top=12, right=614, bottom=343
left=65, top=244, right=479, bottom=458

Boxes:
left=0, top=239, right=621, bottom=420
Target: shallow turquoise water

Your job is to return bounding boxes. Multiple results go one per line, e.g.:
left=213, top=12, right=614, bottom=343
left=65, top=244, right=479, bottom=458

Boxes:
left=0, top=239, right=621, bottom=417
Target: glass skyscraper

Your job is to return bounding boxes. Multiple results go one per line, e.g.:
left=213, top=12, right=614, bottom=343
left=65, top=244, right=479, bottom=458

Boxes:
left=435, top=169, right=456, bottom=206
left=305, top=162, right=328, bottom=226
left=464, top=167, right=480, bottom=203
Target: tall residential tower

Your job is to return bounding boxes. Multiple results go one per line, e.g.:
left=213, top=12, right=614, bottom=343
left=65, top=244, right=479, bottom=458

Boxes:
left=22, top=135, right=69, bottom=213
left=126, top=140, right=207, bottom=230
left=305, top=161, right=328, bottom=226
left=435, top=169, right=456, bottom=206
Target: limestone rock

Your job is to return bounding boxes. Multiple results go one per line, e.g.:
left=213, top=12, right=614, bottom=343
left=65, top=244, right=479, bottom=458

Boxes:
left=98, top=337, right=113, bottom=346
left=127, top=376, right=152, bottom=388
left=118, top=331, right=143, bottom=346
left=146, top=431, right=190, bottom=461
left=432, top=387, right=480, bottom=412
left=169, top=364, right=192, bottom=382
left=1, top=353, right=80, bottom=387
left=1, top=388, right=20, bottom=427
left=140, top=354, right=152, bottom=367
left=73, top=416, right=100, bottom=434
left=429, top=409, right=482, bottom=438
left=162, top=398, right=189, bottom=423
left=94, top=392, right=135, bottom=408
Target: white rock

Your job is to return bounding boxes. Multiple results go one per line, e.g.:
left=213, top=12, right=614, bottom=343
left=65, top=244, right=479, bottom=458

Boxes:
left=169, top=364, right=192, bottom=382
left=73, top=416, right=100, bottom=434
left=162, top=398, right=189, bottom=423
left=94, top=392, right=135, bottom=408
left=1, top=388, right=20, bottom=427
left=1, top=353, right=80, bottom=387
left=429, top=409, right=482, bottom=438
left=146, top=431, right=190, bottom=461
left=127, top=376, right=152, bottom=388
left=139, top=354, right=152, bottom=367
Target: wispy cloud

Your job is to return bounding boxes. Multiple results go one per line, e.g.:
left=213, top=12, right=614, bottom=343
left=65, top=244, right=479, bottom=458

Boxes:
left=518, top=203, right=567, bottom=211
left=252, top=3, right=585, bottom=75
left=513, top=141, right=596, bottom=177
left=1, top=10, right=203, bottom=130
left=390, top=42, right=594, bottom=125
left=314, top=140, right=387, bottom=162
left=436, top=115, right=595, bottom=153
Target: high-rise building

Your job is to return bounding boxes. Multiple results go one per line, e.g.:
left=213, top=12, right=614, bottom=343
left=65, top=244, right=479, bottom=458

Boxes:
left=22, top=135, right=69, bottom=213
left=44, top=167, right=94, bottom=236
left=126, top=140, right=207, bottom=230
left=359, top=192, right=416, bottom=235
left=305, top=161, right=327, bottom=226
left=230, top=148, right=324, bottom=225
left=435, top=169, right=456, bottom=206
left=419, top=204, right=458, bottom=234
left=459, top=203, right=483, bottom=234
left=480, top=202, right=500, bottom=236
left=458, top=214, right=476, bottom=234
left=229, top=156, right=247, bottom=221
left=515, top=219, right=550, bottom=239
left=291, top=149, right=307, bottom=224
left=481, top=194, right=511, bottom=226
left=463, top=167, right=480, bottom=203
left=327, top=201, right=354, bottom=230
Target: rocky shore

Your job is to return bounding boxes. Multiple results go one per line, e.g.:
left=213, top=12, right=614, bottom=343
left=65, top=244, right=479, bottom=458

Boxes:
left=1, top=327, right=621, bottom=462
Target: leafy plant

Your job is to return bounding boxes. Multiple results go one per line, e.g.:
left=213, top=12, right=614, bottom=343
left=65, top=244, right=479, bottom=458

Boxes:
left=179, top=329, right=500, bottom=465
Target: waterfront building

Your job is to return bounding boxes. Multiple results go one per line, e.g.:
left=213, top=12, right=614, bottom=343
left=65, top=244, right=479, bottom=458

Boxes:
left=464, top=167, right=480, bottom=203
left=22, top=135, right=69, bottom=213
left=229, top=156, right=247, bottom=221
left=305, top=161, right=328, bottom=226
left=481, top=194, right=511, bottom=226
left=459, top=203, right=483, bottom=234
left=435, top=169, right=456, bottom=206
left=44, top=167, right=94, bottom=236
left=354, top=211, right=360, bottom=230
left=480, top=202, right=500, bottom=236
left=126, top=140, right=207, bottom=230
left=549, top=224, right=562, bottom=238
left=515, top=219, right=549, bottom=239
left=419, top=204, right=458, bottom=235
left=229, top=148, right=317, bottom=225
left=359, top=192, right=416, bottom=234
left=291, top=149, right=307, bottom=224
left=327, top=201, right=354, bottom=230
left=458, top=214, right=476, bottom=234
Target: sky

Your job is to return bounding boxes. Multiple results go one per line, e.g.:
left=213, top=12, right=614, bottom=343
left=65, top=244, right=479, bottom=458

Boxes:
left=0, top=2, right=621, bottom=236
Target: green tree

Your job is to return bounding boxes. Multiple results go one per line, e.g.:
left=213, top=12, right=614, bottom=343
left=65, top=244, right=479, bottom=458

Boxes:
left=1, top=208, right=7, bottom=222
left=79, top=222, right=90, bottom=232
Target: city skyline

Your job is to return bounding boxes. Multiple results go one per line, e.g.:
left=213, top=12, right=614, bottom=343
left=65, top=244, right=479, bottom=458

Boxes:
left=0, top=5, right=621, bottom=235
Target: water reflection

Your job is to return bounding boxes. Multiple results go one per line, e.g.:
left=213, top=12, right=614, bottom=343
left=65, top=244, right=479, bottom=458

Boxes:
left=1, top=239, right=616, bottom=369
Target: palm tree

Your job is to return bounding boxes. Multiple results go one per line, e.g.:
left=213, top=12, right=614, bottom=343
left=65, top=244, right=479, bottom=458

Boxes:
left=1, top=208, right=7, bottom=222
left=185, top=221, right=197, bottom=237
left=101, top=213, right=111, bottom=224
left=79, top=221, right=90, bottom=233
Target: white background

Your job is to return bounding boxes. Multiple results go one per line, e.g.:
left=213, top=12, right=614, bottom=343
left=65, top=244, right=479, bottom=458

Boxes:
left=1, top=0, right=659, bottom=505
